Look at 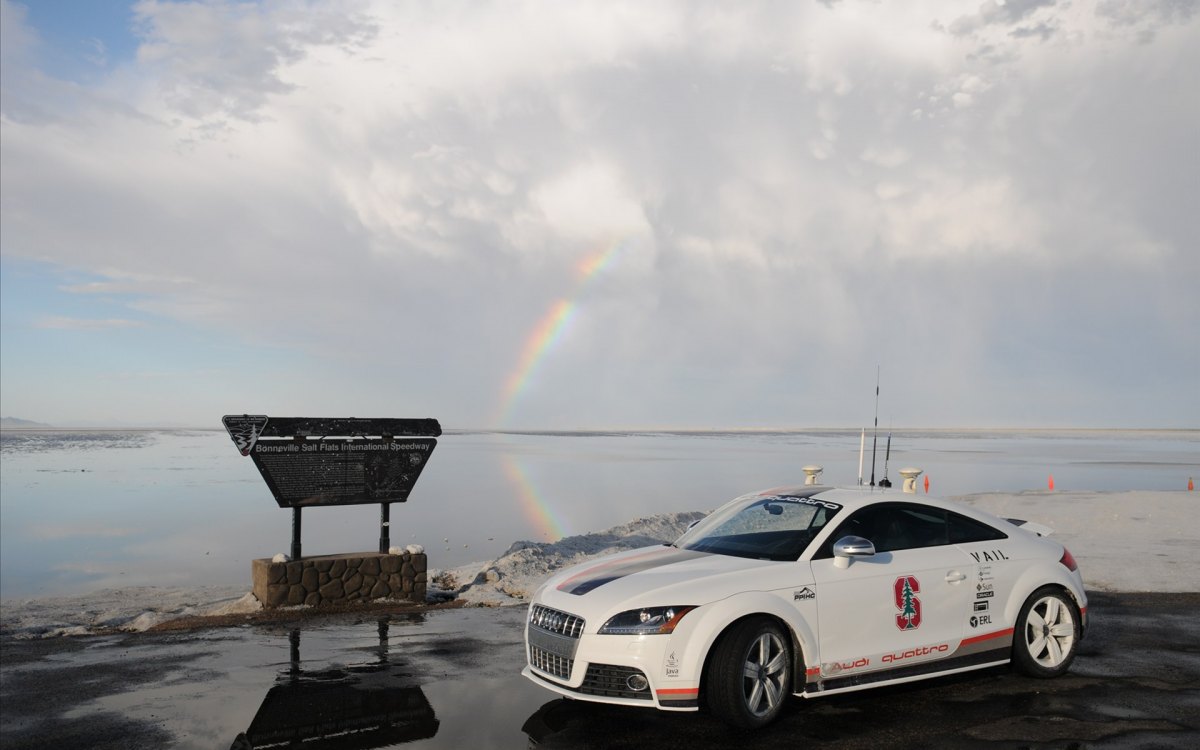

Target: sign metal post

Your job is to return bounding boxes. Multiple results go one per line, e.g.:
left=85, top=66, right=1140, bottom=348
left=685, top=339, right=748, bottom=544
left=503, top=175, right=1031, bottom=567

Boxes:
left=380, top=503, right=391, bottom=554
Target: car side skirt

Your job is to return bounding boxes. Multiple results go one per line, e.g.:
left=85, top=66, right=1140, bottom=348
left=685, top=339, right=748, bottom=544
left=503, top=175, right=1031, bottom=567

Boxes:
left=801, top=648, right=1010, bottom=696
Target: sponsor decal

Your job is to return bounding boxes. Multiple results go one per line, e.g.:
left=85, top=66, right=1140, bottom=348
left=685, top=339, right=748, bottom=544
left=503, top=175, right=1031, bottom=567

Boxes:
left=969, top=614, right=994, bottom=628
left=894, top=575, right=922, bottom=631
left=976, top=590, right=994, bottom=599
left=973, top=600, right=990, bottom=612
left=794, top=587, right=816, bottom=601
left=664, top=651, right=680, bottom=678
left=881, top=643, right=950, bottom=663
left=825, top=657, right=870, bottom=675
left=760, top=495, right=842, bottom=510
left=970, top=549, right=1010, bottom=563
left=977, top=565, right=993, bottom=582
left=976, top=582, right=994, bottom=592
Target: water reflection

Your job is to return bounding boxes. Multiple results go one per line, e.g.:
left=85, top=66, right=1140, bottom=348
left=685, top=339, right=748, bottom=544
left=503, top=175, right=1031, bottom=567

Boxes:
left=521, top=699, right=572, bottom=748
left=232, top=619, right=439, bottom=749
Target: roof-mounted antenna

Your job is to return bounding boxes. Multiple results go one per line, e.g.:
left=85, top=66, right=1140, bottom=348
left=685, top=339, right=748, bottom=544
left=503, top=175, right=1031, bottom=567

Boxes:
left=869, top=366, right=880, bottom=487
left=880, top=427, right=893, bottom=488
left=857, top=428, right=866, bottom=485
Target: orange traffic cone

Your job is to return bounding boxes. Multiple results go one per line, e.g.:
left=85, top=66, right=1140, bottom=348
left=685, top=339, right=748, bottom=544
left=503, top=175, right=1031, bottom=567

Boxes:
left=1189, top=477, right=1194, bottom=491
left=1048, top=475, right=1055, bottom=491
left=924, top=475, right=930, bottom=493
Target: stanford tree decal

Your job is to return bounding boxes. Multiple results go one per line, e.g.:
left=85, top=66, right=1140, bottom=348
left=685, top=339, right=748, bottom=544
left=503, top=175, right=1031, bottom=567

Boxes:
left=894, top=575, right=922, bottom=630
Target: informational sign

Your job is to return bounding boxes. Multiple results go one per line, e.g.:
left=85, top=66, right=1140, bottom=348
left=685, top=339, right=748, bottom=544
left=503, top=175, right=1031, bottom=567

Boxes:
left=248, top=437, right=436, bottom=508
left=222, top=415, right=441, bottom=509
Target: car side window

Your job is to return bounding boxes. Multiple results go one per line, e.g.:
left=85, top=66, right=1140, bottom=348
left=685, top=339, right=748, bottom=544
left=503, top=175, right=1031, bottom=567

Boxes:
left=947, top=511, right=1008, bottom=543
left=814, top=502, right=951, bottom=557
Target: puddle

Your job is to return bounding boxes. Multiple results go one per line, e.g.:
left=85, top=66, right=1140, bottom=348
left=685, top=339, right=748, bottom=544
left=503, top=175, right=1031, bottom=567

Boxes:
left=3, top=607, right=557, bottom=749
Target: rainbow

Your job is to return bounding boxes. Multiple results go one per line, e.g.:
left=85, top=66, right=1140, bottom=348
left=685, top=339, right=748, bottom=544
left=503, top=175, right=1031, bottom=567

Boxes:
left=494, top=241, right=626, bottom=425
left=501, top=454, right=568, bottom=540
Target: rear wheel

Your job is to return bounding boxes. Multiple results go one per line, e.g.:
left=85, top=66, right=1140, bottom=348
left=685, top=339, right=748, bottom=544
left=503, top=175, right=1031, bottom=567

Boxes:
left=704, top=617, right=791, bottom=729
left=1012, top=586, right=1080, bottom=678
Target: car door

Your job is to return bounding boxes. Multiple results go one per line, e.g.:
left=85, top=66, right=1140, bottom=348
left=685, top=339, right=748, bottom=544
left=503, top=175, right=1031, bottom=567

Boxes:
left=809, top=503, right=975, bottom=679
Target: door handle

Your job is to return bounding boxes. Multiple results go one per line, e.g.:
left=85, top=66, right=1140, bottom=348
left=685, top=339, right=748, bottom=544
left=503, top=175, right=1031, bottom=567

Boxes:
left=945, top=571, right=967, bottom=583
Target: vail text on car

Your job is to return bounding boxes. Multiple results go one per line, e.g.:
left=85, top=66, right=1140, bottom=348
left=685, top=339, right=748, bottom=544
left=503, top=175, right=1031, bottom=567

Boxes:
left=522, top=484, right=1086, bottom=729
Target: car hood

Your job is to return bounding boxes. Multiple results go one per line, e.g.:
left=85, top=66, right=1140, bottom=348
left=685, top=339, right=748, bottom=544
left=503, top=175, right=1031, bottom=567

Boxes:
left=537, top=545, right=794, bottom=628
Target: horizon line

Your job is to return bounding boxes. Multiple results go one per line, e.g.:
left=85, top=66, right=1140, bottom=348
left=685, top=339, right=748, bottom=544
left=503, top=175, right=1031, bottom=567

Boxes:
left=2, top=423, right=1196, bottom=434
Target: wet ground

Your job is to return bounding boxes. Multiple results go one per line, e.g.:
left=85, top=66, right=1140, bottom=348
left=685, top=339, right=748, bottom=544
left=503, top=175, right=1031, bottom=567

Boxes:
left=1, top=592, right=1197, bottom=749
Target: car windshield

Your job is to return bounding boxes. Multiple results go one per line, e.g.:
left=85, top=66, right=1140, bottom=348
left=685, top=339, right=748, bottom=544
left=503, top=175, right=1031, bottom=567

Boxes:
left=674, top=493, right=842, bottom=561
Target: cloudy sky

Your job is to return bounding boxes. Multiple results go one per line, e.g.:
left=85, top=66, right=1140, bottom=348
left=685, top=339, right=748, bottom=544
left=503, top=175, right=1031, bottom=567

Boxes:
left=1, top=0, right=1196, bottom=430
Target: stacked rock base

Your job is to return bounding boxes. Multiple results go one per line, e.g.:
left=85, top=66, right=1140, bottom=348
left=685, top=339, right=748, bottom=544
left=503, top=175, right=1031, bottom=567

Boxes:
left=252, top=551, right=427, bottom=608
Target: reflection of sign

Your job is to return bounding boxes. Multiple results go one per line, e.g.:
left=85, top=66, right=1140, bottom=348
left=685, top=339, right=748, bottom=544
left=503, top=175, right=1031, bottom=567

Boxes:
left=249, top=438, right=437, bottom=508
left=223, top=414, right=269, bottom=456
left=235, top=671, right=438, bottom=749
left=233, top=624, right=438, bottom=750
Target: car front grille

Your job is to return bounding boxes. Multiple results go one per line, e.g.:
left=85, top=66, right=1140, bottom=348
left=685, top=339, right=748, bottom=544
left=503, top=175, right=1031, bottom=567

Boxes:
left=528, top=604, right=585, bottom=638
left=579, top=663, right=652, bottom=700
left=529, top=645, right=573, bottom=679
left=527, top=604, right=585, bottom=681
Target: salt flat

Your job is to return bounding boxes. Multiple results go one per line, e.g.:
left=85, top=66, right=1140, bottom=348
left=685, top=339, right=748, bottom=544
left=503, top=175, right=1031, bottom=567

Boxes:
left=958, top=490, right=1197, bottom=593
left=3, top=489, right=1194, bottom=637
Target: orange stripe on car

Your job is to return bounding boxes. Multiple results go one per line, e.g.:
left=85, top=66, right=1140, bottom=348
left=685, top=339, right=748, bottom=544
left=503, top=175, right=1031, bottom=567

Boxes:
left=960, top=628, right=1014, bottom=647
left=657, top=687, right=699, bottom=696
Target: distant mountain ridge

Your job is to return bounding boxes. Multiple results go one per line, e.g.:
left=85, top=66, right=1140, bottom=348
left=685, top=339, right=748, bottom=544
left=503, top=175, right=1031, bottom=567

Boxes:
left=1, top=417, right=54, bottom=429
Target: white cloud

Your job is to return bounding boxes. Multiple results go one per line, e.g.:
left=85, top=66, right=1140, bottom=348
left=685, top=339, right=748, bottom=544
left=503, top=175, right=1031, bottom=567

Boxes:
left=945, top=0, right=1060, bottom=38
left=860, top=146, right=912, bottom=169
left=1, top=0, right=1197, bottom=428
left=529, top=161, right=652, bottom=244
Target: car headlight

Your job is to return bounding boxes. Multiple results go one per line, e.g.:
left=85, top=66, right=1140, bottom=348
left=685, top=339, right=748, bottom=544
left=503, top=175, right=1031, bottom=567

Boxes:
left=598, top=606, right=696, bottom=635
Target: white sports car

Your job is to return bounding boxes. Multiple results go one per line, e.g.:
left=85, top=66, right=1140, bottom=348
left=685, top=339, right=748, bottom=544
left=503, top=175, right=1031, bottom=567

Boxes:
left=522, top=484, right=1087, bottom=728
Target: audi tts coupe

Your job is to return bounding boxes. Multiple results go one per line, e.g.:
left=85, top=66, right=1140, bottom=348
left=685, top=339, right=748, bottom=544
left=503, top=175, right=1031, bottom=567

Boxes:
left=522, top=485, right=1086, bottom=728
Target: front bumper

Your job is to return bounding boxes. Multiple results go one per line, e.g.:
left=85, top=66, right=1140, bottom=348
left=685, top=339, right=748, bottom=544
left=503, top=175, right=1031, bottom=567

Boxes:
left=524, top=623, right=700, bottom=711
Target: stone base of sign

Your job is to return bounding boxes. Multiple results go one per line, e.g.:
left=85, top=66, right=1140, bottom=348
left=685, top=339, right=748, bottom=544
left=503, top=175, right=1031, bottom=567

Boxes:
left=251, top=551, right=427, bottom=608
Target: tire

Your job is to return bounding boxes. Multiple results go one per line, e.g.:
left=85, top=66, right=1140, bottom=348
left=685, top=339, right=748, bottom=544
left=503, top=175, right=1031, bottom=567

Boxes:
left=704, top=617, right=792, bottom=729
left=1012, top=585, right=1080, bottom=678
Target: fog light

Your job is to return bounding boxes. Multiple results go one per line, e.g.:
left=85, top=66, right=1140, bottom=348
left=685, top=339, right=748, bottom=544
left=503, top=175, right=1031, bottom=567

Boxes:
left=626, top=673, right=649, bottom=692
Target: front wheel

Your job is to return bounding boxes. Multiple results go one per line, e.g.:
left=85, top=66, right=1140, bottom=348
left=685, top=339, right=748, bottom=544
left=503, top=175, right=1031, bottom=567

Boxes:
left=1012, top=586, right=1080, bottom=678
left=704, top=617, right=792, bottom=729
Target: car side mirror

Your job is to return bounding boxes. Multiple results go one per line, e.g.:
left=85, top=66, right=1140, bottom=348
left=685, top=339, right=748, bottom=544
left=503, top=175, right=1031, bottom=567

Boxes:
left=832, top=535, right=876, bottom=568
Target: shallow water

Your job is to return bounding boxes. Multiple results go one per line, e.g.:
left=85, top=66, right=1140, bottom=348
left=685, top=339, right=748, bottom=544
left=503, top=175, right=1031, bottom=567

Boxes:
left=2, top=428, right=1197, bottom=600
left=1, top=607, right=544, bottom=749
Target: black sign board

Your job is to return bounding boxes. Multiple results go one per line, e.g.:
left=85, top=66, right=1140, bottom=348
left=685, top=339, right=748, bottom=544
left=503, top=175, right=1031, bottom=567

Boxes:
left=249, top=437, right=436, bottom=508
left=223, top=416, right=440, bottom=509
left=223, top=415, right=441, bottom=556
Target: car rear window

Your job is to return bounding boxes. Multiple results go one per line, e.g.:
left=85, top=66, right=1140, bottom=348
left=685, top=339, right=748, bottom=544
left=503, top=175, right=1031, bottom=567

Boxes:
left=948, top=511, right=1008, bottom=543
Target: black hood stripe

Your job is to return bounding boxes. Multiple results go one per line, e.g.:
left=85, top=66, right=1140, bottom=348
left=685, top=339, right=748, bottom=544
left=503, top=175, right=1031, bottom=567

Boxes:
left=557, top=547, right=708, bottom=596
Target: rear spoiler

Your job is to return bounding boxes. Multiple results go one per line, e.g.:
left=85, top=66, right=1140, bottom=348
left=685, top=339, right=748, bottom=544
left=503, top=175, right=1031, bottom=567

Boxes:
left=1006, top=518, right=1054, bottom=537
